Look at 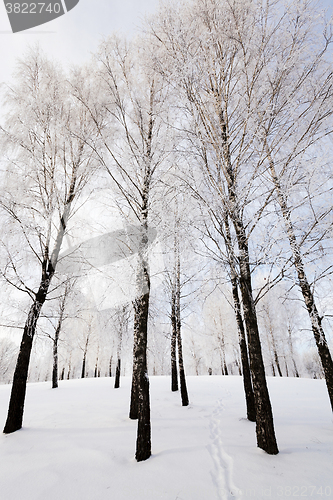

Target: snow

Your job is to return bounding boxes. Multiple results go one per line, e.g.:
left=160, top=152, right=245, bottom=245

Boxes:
left=0, top=376, right=332, bottom=500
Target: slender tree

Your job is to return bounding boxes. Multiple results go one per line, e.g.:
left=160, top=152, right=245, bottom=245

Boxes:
left=254, top=0, right=333, bottom=409
left=0, top=48, right=96, bottom=434
left=149, top=0, right=279, bottom=452
left=72, top=36, right=171, bottom=461
left=114, top=304, right=130, bottom=389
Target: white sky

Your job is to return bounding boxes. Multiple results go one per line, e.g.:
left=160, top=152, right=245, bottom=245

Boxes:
left=0, top=0, right=332, bottom=85
left=0, top=0, right=160, bottom=84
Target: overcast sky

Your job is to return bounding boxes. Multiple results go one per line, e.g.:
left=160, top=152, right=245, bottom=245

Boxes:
left=0, top=0, right=332, bottom=85
left=0, top=0, right=160, bottom=84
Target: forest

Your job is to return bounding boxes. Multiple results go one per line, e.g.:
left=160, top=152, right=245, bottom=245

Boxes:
left=0, top=0, right=332, bottom=463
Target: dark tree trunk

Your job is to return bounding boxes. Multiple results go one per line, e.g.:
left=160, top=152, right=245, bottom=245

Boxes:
left=274, top=351, right=283, bottom=377
left=171, top=294, right=179, bottom=392
left=114, top=311, right=124, bottom=389
left=81, top=354, right=86, bottom=379
left=52, top=338, right=59, bottom=389
left=237, top=249, right=279, bottom=454
left=60, top=366, right=65, bottom=380
left=223, top=128, right=278, bottom=453
left=134, top=273, right=151, bottom=461
left=52, top=315, right=62, bottom=389
left=114, top=359, right=121, bottom=389
left=67, top=358, right=71, bottom=380
left=225, top=209, right=256, bottom=423
left=129, top=324, right=139, bottom=419
left=3, top=170, right=77, bottom=434
left=3, top=281, right=49, bottom=434
left=81, top=335, right=89, bottom=379
left=176, top=293, right=189, bottom=407
left=133, top=215, right=151, bottom=461
left=174, top=245, right=189, bottom=407
left=231, top=279, right=256, bottom=422
left=178, top=348, right=189, bottom=407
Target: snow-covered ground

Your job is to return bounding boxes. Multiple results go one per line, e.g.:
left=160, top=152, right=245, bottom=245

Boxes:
left=0, top=376, right=332, bottom=500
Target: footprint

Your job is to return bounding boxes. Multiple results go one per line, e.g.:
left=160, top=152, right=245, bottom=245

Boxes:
left=209, top=395, right=241, bottom=500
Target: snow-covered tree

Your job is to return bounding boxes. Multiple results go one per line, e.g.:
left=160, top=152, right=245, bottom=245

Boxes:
left=0, top=47, right=97, bottom=433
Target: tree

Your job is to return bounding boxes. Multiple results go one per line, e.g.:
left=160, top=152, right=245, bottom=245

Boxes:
left=113, top=304, right=130, bottom=389
left=149, top=0, right=279, bottom=453
left=171, top=225, right=189, bottom=404
left=0, top=47, right=96, bottom=433
left=253, top=0, right=333, bottom=409
left=72, top=36, right=171, bottom=461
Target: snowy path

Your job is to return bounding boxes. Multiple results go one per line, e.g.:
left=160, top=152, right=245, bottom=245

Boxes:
left=209, top=390, right=241, bottom=500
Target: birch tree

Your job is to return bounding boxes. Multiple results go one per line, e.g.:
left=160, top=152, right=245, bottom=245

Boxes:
left=149, top=0, right=279, bottom=453
left=72, top=36, right=171, bottom=461
left=253, top=0, right=333, bottom=409
left=0, top=48, right=96, bottom=433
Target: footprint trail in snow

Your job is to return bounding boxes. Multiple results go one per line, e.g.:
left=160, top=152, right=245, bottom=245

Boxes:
left=209, top=391, right=241, bottom=500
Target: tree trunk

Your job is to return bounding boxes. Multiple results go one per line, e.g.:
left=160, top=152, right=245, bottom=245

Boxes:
left=288, top=328, right=300, bottom=378
left=134, top=219, right=151, bottom=462
left=52, top=313, right=63, bottom=389
left=67, top=356, right=71, bottom=380
left=3, top=170, right=77, bottom=434
left=221, top=114, right=278, bottom=452
left=134, top=266, right=151, bottom=461
left=237, top=248, right=279, bottom=454
left=3, top=281, right=48, bottom=434
left=265, top=308, right=283, bottom=378
left=175, top=256, right=189, bottom=407
left=129, top=323, right=139, bottom=419
left=114, top=359, right=121, bottom=389
left=81, top=354, right=86, bottom=379
left=267, top=151, right=333, bottom=410
left=115, top=315, right=123, bottom=389
left=81, top=335, right=90, bottom=379
left=171, top=311, right=178, bottom=392
left=52, top=338, right=59, bottom=389
left=231, top=277, right=256, bottom=422
left=224, top=213, right=256, bottom=422
left=273, top=348, right=283, bottom=377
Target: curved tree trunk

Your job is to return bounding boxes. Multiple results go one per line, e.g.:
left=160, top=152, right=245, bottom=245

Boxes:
left=3, top=161, right=77, bottom=434
left=3, top=281, right=49, bottom=434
